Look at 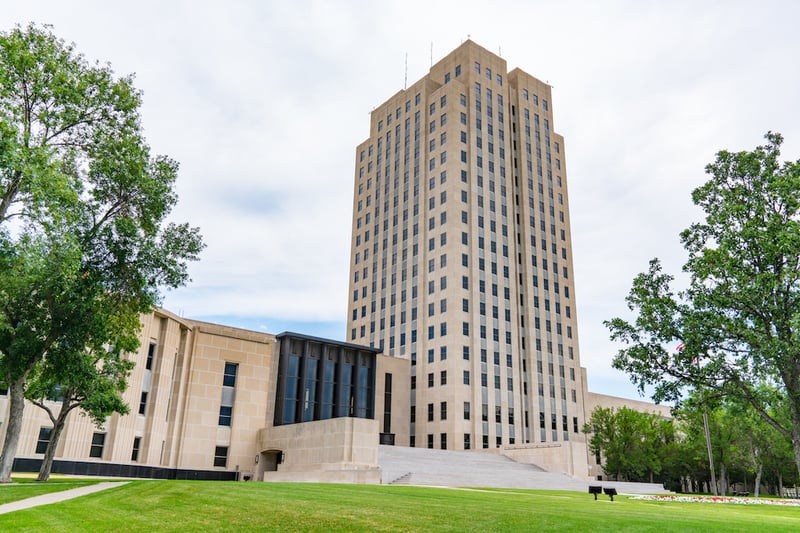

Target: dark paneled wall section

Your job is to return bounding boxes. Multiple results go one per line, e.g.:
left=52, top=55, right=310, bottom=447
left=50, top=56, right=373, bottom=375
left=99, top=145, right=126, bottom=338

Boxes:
left=273, top=333, right=378, bottom=426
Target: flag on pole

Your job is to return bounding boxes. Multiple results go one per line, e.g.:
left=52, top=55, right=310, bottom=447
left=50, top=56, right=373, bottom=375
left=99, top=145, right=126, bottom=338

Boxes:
left=676, top=343, right=685, bottom=352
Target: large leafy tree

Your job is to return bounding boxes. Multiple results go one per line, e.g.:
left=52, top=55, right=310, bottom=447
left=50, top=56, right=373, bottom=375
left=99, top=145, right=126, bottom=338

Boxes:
left=0, top=25, right=203, bottom=482
left=606, top=132, right=800, bottom=475
left=583, top=406, right=675, bottom=483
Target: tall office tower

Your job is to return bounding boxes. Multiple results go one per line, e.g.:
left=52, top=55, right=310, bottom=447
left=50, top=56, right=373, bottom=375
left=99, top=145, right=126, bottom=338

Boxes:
left=347, top=41, right=587, bottom=453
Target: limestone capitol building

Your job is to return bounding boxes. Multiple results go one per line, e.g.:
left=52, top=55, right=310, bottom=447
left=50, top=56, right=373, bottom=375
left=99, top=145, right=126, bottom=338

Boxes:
left=0, top=40, right=667, bottom=483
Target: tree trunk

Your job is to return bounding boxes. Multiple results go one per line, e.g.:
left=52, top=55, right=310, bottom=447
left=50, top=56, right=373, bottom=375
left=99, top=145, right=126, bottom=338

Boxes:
left=792, top=424, right=800, bottom=481
left=0, top=378, right=27, bottom=483
left=754, top=463, right=762, bottom=497
left=778, top=471, right=783, bottom=497
left=37, top=399, right=72, bottom=482
left=719, top=462, right=727, bottom=496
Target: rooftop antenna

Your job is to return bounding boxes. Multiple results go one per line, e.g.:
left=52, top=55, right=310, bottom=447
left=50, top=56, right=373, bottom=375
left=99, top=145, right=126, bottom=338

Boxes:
left=430, top=42, right=433, bottom=66
left=499, top=45, right=502, bottom=57
left=404, top=52, right=408, bottom=89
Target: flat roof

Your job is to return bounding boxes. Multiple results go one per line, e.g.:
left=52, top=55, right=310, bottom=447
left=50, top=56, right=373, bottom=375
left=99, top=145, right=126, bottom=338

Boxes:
left=275, top=331, right=382, bottom=355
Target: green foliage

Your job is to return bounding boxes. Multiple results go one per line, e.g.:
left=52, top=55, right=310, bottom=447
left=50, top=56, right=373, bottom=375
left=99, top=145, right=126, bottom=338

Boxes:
left=0, top=24, right=204, bottom=482
left=675, top=390, right=798, bottom=495
left=583, top=406, right=675, bottom=483
left=606, top=132, right=800, bottom=474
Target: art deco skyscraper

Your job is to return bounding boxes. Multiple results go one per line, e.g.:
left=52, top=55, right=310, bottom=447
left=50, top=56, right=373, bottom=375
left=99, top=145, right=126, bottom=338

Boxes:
left=347, top=41, right=587, bottom=452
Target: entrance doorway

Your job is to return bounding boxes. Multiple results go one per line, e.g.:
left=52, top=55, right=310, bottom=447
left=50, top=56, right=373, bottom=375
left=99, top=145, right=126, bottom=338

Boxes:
left=261, top=450, right=283, bottom=472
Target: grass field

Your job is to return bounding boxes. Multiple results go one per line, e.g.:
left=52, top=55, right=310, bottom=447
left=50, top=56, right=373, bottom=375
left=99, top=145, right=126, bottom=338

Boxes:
left=1, top=480, right=800, bottom=531
left=0, top=477, right=101, bottom=505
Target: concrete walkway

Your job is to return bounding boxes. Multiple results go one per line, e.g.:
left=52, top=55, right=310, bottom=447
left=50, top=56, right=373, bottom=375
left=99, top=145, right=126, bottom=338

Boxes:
left=0, top=481, right=128, bottom=515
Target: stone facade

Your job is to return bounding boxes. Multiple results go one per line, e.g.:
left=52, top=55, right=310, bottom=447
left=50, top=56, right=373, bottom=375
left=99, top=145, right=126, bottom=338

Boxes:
left=347, top=39, right=587, bottom=458
left=0, top=309, right=410, bottom=483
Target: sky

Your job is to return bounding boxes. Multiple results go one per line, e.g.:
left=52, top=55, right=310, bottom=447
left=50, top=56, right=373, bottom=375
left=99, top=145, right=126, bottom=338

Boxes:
left=4, top=1, right=800, bottom=402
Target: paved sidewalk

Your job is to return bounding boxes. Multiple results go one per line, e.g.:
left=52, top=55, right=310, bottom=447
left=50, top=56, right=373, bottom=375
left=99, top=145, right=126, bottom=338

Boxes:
left=0, top=481, right=128, bottom=515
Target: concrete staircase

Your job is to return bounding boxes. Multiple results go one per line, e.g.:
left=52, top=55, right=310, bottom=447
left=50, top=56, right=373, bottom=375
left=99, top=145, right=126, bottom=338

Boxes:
left=378, top=445, right=670, bottom=494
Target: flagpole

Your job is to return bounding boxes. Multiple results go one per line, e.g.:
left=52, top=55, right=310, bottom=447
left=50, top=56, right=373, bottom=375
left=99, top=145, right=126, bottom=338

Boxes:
left=678, top=343, right=718, bottom=496
left=702, top=405, right=718, bottom=496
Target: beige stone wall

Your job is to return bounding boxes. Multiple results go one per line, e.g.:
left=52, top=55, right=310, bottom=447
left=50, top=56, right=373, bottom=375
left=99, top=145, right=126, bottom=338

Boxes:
left=0, top=309, right=277, bottom=476
left=502, top=441, right=589, bottom=478
left=257, top=417, right=381, bottom=483
left=375, top=353, right=411, bottom=446
left=0, top=309, right=195, bottom=466
left=173, top=320, right=275, bottom=473
left=0, top=307, right=679, bottom=483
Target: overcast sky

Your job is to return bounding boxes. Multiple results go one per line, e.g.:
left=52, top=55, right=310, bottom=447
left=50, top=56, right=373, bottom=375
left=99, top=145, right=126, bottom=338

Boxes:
left=4, top=1, right=800, bottom=401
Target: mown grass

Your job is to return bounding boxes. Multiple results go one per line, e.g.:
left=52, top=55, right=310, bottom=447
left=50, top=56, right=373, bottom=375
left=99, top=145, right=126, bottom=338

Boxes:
left=0, top=476, right=101, bottom=505
left=1, top=480, right=800, bottom=531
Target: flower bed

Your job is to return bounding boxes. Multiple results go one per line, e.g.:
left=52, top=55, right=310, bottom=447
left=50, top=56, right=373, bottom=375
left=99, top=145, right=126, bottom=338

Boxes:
left=631, top=494, right=800, bottom=506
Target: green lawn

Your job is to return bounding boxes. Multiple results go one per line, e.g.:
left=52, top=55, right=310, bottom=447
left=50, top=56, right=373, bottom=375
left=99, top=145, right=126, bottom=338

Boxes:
left=0, top=477, right=101, bottom=505
left=1, top=481, right=799, bottom=531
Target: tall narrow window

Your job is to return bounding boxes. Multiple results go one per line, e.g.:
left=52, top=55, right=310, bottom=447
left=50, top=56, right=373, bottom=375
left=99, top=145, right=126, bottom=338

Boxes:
left=138, top=391, right=148, bottom=415
left=220, top=362, right=237, bottom=426
left=223, top=363, right=238, bottom=387
left=214, top=446, right=228, bottom=467
left=321, top=358, right=336, bottom=419
left=90, top=432, right=106, bottom=458
left=303, top=357, right=319, bottom=422
left=146, top=343, right=156, bottom=370
left=383, top=373, right=393, bottom=434
left=218, top=405, right=232, bottom=426
left=131, top=436, right=141, bottom=462
left=36, top=427, right=52, bottom=454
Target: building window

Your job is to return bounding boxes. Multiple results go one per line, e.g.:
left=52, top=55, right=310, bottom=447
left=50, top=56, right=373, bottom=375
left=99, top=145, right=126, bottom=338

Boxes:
left=464, top=402, right=471, bottom=420
left=214, top=446, right=228, bottom=468
left=90, top=432, right=106, bottom=458
left=36, top=427, right=52, bottom=454
left=441, top=433, right=447, bottom=450
left=219, top=405, right=233, bottom=426
left=464, top=433, right=471, bottom=450
left=223, top=363, right=238, bottom=387
left=146, top=343, right=156, bottom=370
left=138, top=391, right=148, bottom=415
left=131, top=436, right=141, bottom=462
left=440, top=401, right=447, bottom=420
left=427, top=403, right=434, bottom=422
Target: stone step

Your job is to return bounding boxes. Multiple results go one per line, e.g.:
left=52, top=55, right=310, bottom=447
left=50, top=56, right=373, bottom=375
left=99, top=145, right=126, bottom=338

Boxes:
left=378, top=445, right=670, bottom=494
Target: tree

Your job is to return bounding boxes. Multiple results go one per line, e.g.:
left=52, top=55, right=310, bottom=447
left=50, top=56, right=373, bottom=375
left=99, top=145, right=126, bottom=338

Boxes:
left=0, top=24, right=203, bottom=482
left=606, top=132, right=800, bottom=476
left=583, top=406, right=675, bottom=483
left=26, top=343, right=134, bottom=481
left=674, top=389, right=794, bottom=496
